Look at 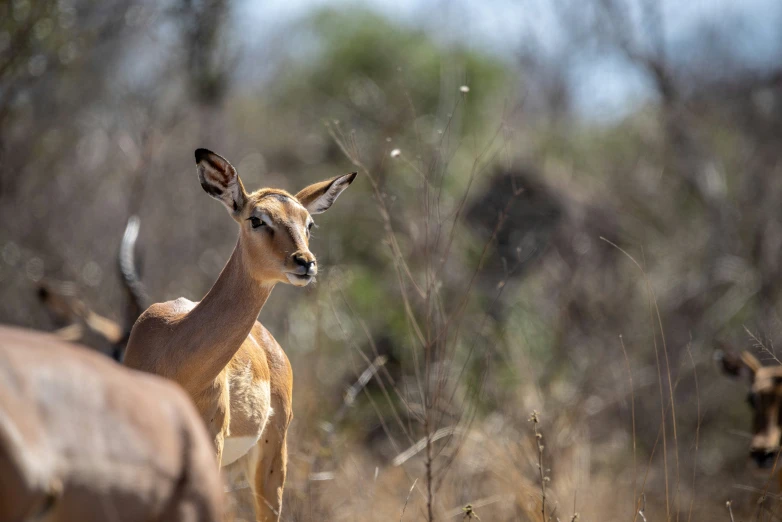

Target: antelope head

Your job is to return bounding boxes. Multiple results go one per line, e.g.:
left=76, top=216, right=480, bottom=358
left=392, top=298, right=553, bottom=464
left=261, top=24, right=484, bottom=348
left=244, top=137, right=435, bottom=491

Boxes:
left=195, top=148, right=356, bottom=287
left=720, top=349, right=782, bottom=468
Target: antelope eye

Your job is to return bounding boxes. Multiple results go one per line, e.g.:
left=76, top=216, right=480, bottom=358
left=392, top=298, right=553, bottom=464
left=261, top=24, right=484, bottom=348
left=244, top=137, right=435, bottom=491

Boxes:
left=308, top=222, right=314, bottom=231
left=249, top=217, right=264, bottom=229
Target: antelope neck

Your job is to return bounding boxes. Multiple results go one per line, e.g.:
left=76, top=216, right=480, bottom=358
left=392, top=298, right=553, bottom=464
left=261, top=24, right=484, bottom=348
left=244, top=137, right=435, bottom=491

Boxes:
left=174, top=237, right=274, bottom=387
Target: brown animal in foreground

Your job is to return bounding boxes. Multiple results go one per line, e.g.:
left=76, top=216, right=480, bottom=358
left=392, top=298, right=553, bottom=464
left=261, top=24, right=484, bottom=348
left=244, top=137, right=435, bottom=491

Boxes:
left=0, top=325, right=222, bottom=521
left=123, top=149, right=356, bottom=521
left=720, top=349, right=782, bottom=486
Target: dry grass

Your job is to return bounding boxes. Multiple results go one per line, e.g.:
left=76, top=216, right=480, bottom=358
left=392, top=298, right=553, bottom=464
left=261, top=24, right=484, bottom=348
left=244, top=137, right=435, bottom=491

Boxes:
left=219, top=87, right=782, bottom=522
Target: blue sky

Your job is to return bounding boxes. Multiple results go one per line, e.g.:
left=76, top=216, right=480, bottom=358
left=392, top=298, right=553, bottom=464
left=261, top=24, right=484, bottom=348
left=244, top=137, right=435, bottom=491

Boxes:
left=234, top=0, right=782, bottom=122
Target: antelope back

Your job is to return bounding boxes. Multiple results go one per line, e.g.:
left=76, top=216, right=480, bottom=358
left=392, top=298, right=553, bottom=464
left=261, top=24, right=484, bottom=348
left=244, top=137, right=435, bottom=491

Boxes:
left=0, top=325, right=222, bottom=522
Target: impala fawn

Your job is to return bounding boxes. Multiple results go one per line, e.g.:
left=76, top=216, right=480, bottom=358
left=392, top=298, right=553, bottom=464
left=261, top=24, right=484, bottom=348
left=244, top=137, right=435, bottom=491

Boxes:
left=123, top=149, right=356, bottom=521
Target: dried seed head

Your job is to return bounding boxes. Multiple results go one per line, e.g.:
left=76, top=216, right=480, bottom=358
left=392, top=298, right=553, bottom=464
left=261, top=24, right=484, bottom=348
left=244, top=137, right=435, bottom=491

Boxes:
left=460, top=85, right=470, bottom=93
left=390, top=149, right=401, bottom=158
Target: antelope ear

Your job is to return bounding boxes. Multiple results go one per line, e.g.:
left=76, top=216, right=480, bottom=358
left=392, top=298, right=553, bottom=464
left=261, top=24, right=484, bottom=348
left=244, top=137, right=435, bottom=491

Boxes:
left=295, top=172, right=357, bottom=215
left=195, top=149, right=247, bottom=215
left=741, top=351, right=762, bottom=373
left=716, top=349, right=760, bottom=379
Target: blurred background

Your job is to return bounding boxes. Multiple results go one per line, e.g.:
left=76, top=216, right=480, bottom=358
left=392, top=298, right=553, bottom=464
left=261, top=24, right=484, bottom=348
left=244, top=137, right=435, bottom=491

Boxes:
left=3, top=0, right=782, bottom=519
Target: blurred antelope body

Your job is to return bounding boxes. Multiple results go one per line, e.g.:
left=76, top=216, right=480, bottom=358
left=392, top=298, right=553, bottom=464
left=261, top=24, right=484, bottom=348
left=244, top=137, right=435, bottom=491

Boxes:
left=720, top=350, right=782, bottom=487
left=123, top=149, right=356, bottom=521
left=37, top=216, right=148, bottom=362
left=0, top=325, right=222, bottom=522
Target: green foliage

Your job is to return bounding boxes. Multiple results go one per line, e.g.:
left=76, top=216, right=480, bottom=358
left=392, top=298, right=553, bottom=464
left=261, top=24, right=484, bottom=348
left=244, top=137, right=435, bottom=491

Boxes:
left=273, top=8, right=510, bottom=136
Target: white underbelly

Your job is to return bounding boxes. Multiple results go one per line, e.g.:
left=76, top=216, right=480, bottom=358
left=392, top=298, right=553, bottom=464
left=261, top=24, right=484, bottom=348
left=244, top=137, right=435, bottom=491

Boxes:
left=221, top=435, right=261, bottom=467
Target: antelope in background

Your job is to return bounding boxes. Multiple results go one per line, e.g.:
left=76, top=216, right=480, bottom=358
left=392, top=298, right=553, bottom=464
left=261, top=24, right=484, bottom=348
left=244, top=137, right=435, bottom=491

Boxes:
left=123, top=149, right=357, bottom=521
left=37, top=216, right=148, bottom=362
left=0, top=324, right=222, bottom=521
left=719, top=349, right=782, bottom=487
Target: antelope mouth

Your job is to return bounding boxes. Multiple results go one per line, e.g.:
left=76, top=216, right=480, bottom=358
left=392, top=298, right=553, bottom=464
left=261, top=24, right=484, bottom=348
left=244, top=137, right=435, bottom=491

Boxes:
left=286, top=272, right=313, bottom=286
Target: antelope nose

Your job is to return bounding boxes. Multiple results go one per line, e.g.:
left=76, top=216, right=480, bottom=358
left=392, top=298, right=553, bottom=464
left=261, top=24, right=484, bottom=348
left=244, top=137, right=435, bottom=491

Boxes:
left=751, top=449, right=777, bottom=469
left=293, top=254, right=316, bottom=275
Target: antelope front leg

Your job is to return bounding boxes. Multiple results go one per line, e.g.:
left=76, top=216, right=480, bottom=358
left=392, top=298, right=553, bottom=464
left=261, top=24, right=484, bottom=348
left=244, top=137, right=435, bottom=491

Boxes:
left=213, top=430, right=225, bottom=469
left=248, top=427, right=288, bottom=522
